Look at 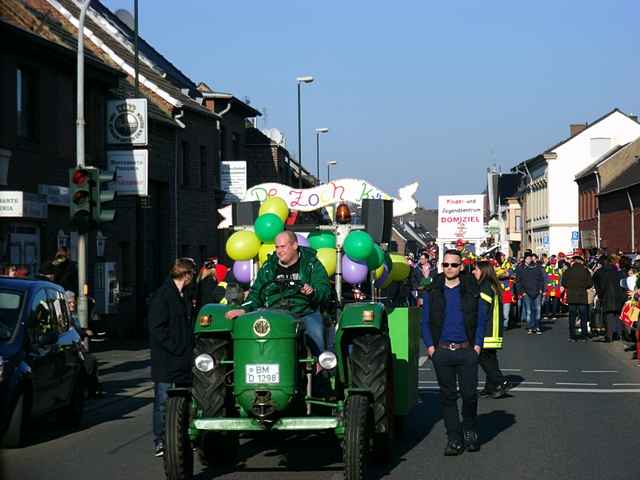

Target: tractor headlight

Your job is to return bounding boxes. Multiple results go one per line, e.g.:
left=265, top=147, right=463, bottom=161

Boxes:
left=318, top=351, right=337, bottom=370
left=194, top=353, right=215, bottom=372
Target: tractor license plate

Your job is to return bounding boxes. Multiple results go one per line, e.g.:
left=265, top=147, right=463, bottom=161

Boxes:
left=245, top=364, right=280, bottom=384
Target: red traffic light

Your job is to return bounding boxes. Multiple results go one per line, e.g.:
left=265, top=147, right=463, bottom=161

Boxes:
left=72, top=169, right=89, bottom=186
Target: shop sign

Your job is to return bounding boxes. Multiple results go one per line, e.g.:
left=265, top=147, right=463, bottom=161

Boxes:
left=0, top=191, right=47, bottom=219
left=107, top=150, right=148, bottom=196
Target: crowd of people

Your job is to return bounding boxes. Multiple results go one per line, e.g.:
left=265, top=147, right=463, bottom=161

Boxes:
left=407, top=246, right=640, bottom=364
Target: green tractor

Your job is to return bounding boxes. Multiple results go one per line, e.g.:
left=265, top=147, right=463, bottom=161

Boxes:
left=163, top=212, right=420, bottom=480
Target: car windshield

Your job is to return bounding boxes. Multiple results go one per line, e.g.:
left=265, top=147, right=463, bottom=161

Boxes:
left=0, top=290, right=23, bottom=341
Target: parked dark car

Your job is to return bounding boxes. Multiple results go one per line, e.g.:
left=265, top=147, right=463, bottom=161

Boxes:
left=0, top=276, right=86, bottom=447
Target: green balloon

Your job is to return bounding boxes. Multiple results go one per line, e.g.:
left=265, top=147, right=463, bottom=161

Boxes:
left=366, top=244, right=385, bottom=270
left=254, top=213, right=284, bottom=242
left=344, top=231, right=374, bottom=261
left=308, top=231, right=336, bottom=250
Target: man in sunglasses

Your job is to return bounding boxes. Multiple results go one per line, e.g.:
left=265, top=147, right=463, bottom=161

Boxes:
left=421, top=249, right=488, bottom=456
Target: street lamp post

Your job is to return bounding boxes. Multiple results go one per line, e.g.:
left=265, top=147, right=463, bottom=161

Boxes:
left=296, top=76, right=314, bottom=188
left=315, top=128, right=329, bottom=184
left=75, top=0, right=91, bottom=329
left=327, top=160, right=337, bottom=183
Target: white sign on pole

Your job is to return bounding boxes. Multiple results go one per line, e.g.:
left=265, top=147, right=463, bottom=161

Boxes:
left=220, top=161, right=247, bottom=203
left=0, top=191, right=47, bottom=219
left=107, top=150, right=148, bottom=196
left=437, top=194, right=486, bottom=239
left=107, top=98, right=148, bottom=145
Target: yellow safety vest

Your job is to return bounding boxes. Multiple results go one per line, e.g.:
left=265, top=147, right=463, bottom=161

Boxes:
left=480, top=290, right=503, bottom=349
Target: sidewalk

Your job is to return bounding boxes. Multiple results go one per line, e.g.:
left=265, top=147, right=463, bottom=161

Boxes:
left=86, top=338, right=153, bottom=413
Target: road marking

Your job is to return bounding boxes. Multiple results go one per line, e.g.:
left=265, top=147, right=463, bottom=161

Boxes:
left=418, top=356, right=428, bottom=367
left=419, top=368, right=432, bottom=371
left=534, top=369, right=568, bottom=373
left=417, top=386, right=640, bottom=393
left=521, top=381, right=544, bottom=385
left=556, top=382, right=598, bottom=386
left=511, top=387, right=640, bottom=393
left=581, top=370, right=618, bottom=373
left=612, top=383, right=640, bottom=386
left=502, top=369, right=522, bottom=372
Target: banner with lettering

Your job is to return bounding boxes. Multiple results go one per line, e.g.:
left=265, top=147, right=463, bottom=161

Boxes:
left=243, top=179, right=419, bottom=217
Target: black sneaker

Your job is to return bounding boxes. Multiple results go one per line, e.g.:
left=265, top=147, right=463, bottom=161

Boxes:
left=463, top=430, right=480, bottom=452
left=527, top=329, right=533, bottom=335
left=154, top=442, right=164, bottom=457
left=535, top=328, right=543, bottom=335
left=491, top=379, right=512, bottom=399
left=444, top=439, right=465, bottom=456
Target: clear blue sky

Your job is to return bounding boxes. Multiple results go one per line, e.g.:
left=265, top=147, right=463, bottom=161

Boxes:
left=103, top=0, right=640, bottom=208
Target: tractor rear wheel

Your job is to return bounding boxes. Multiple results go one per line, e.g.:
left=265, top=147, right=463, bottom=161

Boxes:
left=164, top=396, right=194, bottom=480
left=350, top=332, right=394, bottom=463
left=192, top=337, right=238, bottom=466
left=343, top=394, right=371, bottom=480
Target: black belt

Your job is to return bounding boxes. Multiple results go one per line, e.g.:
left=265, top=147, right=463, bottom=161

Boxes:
left=438, top=341, right=470, bottom=351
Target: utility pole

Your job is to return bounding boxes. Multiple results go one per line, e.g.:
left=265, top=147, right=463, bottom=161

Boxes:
left=76, top=0, right=92, bottom=329
left=134, top=0, right=145, bottom=336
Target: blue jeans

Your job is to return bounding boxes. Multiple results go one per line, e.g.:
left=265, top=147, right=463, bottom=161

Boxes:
left=153, top=382, right=171, bottom=447
left=503, top=303, right=511, bottom=328
left=302, top=311, right=327, bottom=355
left=522, top=294, right=541, bottom=330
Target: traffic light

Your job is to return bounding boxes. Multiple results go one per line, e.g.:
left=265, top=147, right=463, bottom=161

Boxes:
left=69, top=167, right=92, bottom=233
left=90, top=168, right=117, bottom=224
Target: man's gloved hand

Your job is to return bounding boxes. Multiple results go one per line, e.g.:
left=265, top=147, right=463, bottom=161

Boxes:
left=225, top=309, right=246, bottom=320
left=300, top=284, right=314, bottom=296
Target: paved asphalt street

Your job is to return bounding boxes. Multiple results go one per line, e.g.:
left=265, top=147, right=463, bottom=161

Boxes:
left=2, top=317, right=640, bottom=480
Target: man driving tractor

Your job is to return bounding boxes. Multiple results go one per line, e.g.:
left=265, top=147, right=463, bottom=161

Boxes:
left=225, top=230, right=332, bottom=354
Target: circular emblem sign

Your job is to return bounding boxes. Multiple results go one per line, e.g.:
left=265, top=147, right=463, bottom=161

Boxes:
left=108, top=100, right=147, bottom=144
left=253, top=317, right=271, bottom=337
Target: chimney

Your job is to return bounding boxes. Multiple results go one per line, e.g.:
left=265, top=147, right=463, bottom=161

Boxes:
left=570, top=123, right=587, bottom=136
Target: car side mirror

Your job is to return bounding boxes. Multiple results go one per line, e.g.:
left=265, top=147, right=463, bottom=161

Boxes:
left=38, top=330, right=59, bottom=346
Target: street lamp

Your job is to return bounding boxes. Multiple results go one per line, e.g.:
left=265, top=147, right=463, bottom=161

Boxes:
left=327, top=160, right=337, bottom=183
left=296, top=76, right=314, bottom=188
left=315, top=128, right=329, bottom=184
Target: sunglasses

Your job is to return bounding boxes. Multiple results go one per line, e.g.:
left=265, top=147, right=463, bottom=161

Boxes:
left=442, top=262, right=461, bottom=268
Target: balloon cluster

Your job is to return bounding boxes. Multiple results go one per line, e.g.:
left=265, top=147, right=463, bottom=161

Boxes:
left=225, top=197, right=289, bottom=283
left=341, top=230, right=411, bottom=286
left=224, top=196, right=412, bottom=287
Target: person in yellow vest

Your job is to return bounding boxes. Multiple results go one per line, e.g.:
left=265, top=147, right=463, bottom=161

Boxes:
left=473, top=261, right=511, bottom=399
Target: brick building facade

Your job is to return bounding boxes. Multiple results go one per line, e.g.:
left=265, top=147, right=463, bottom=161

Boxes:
left=1, top=0, right=310, bottom=337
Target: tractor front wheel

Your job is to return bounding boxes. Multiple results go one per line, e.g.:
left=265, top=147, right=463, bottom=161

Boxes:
left=350, top=332, right=394, bottom=462
left=343, top=394, right=371, bottom=480
left=164, top=396, right=194, bottom=480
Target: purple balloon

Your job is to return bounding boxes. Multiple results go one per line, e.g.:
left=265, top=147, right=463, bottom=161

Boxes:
left=233, top=260, right=252, bottom=284
left=374, top=263, right=390, bottom=288
left=296, top=233, right=310, bottom=247
left=342, top=255, right=369, bottom=285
